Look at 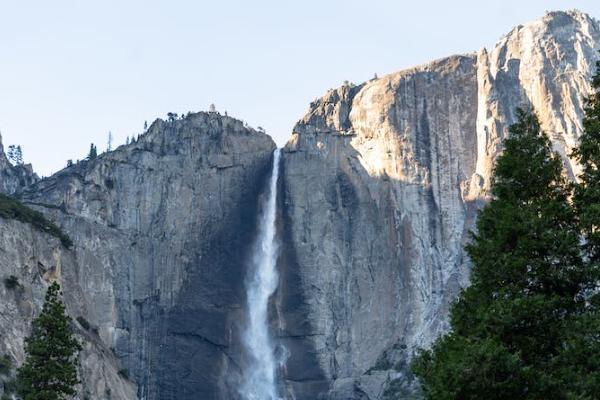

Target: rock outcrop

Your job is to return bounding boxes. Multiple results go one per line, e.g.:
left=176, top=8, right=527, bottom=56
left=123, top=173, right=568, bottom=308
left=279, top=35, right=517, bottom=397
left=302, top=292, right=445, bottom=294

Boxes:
left=1, top=112, right=276, bottom=399
left=0, top=218, right=137, bottom=400
left=0, top=134, right=37, bottom=194
left=278, top=9, right=599, bottom=399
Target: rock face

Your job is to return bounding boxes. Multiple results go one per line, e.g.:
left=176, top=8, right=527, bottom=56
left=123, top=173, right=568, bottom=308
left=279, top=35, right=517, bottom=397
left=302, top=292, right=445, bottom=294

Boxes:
left=0, top=9, right=598, bottom=400
left=278, top=10, right=599, bottom=399
left=0, top=134, right=38, bottom=194
left=1, top=112, right=275, bottom=399
left=0, top=218, right=137, bottom=400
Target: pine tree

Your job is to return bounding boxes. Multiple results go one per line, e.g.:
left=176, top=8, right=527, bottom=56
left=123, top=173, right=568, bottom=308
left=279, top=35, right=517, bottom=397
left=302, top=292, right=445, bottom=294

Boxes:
left=87, top=143, right=97, bottom=160
left=412, top=108, right=596, bottom=399
left=17, top=282, right=81, bottom=400
left=6, top=145, right=15, bottom=164
left=573, top=56, right=600, bottom=263
left=566, top=55, right=600, bottom=397
left=7, top=145, right=24, bottom=165
left=15, top=146, right=23, bottom=164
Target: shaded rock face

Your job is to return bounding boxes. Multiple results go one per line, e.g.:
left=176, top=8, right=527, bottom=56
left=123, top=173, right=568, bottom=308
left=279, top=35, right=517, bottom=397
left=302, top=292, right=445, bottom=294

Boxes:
left=0, top=219, right=137, bottom=400
left=1, top=112, right=275, bottom=399
left=279, top=10, right=599, bottom=399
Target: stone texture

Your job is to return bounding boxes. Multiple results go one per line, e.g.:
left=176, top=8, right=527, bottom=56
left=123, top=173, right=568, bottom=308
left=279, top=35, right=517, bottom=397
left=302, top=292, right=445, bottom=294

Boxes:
left=1, top=112, right=275, bottom=399
left=279, top=10, right=599, bottom=399
left=0, top=218, right=136, bottom=400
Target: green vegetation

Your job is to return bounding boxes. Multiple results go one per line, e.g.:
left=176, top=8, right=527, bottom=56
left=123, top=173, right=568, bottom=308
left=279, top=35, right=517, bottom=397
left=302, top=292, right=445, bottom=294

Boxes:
left=2, top=378, right=17, bottom=400
left=0, top=355, right=11, bottom=376
left=0, top=354, right=16, bottom=400
left=87, top=143, right=97, bottom=160
left=75, top=316, right=90, bottom=331
left=0, top=194, right=72, bottom=248
left=572, top=57, right=600, bottom=265
left=4, top=275, right=20, bottom=290
left=104, top=178, right=114, bottom=190
left=7, top=145, right=23, bottom=165
left=75, top=316, right=98, bottom=335
left=16, top=282, right=82, bottom=400
left=118, top=369, right=129, bottom=379
left=412, top=79, right=600, bottom=397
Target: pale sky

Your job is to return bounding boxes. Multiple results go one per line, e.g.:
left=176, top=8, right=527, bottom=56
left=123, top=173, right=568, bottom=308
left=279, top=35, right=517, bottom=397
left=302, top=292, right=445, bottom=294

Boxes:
left=1, top=0, right=599, bottom=177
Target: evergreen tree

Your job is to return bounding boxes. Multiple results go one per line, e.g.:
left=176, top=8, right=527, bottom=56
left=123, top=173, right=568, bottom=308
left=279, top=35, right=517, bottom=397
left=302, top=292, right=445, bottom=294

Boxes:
left=412, top=108, right=597, bottom=399
left=567, top=56, right=600, bottom=396
left=6, top=145, right=15, bottom=164
left=17, top=282, right=81, bottom=400
left=7, top=145, right=23, bottom=165
left=87, top=143, right=97, bottom=160
left=15, top=146, right=23, bottom=164
left=573, top=57, right=600, bottom=263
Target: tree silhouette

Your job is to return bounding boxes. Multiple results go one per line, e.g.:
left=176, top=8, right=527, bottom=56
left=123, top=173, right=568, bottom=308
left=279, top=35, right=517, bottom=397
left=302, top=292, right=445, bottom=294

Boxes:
left=87, top=143, right=97, bottom=160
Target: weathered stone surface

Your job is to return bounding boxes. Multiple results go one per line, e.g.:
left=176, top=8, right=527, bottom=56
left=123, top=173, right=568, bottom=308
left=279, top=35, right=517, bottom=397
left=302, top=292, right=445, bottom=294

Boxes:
left=279, top=10, right=599, bottom=399
left=1, top=112, right=275, bottom=399
left=0, top=217, right=137, bottom=400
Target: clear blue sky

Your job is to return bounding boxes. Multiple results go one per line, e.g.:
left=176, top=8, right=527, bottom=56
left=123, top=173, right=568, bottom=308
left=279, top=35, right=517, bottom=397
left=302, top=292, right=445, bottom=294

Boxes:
left=1, top=0, right=599, bottom=176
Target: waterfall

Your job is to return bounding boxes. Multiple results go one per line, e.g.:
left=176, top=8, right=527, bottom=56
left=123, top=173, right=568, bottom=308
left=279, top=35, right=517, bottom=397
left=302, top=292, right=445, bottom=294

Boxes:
left=240, top=148, right=283, bottom=400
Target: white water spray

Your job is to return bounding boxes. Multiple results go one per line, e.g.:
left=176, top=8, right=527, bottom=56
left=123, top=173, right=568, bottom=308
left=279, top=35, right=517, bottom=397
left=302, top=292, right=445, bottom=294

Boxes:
left=241, top=149, right=282, bottom=400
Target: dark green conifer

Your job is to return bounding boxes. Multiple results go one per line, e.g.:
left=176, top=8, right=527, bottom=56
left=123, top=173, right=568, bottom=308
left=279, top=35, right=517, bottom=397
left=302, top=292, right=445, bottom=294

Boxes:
left=87, top=143, right=97, bottom=160
left=573, top=57, right=600, bottom=263
left=17, top=282, right=81, bottom=400
left=567, top=55, right=600, bottom=397
left=412, top=107, right=597, bottom=399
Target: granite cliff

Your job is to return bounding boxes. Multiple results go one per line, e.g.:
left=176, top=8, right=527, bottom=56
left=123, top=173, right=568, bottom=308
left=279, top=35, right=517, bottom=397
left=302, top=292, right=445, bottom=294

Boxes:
left=0, top=113, right=276, bottom=399
left=0, top=9, right=598, bottom=400
left=278, top=9, right=599, bottom=399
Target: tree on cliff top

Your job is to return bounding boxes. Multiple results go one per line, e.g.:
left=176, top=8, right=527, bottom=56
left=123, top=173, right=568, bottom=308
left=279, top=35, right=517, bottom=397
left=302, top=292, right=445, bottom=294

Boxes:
left=412, top=107, right=599, bottom=399
left=7, top=145, right=23, bottom=165
left=86, top=143, right=97, bottom=160
left=17, top=282, right=81, bottom=400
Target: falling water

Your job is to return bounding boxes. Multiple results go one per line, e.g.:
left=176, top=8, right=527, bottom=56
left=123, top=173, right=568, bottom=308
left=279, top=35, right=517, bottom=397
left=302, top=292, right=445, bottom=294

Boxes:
left=240, top=148, right=282, bottom=400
